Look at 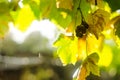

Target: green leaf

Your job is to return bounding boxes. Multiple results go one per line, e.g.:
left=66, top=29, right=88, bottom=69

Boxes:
left=87, top=53, right=99, bottom=64
left=0, top=14, right=11, bottom=38
left=78, top=53, right=100, bottom=80
left=47, top=0, right=72, bottom=28
left=27, top=1, right=40, bottom=19
left=0, top=1, right=9, bottom=14
left=29, top=1, right=40, bottom=19
left=54, top=34, right=78, bottom=65
left=80, top=0, right=91, bottom=21
left=0, top=20, right=9, bottom=38
left=85, top=53, right=100, bottom=76
left=27, top=0, right=72, bottom=28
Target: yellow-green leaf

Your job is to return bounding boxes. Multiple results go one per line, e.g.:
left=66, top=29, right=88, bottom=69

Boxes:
left=0, top=12, right=12, bottom=38
left=98, top=44, right=113, bottom=67
left=0, top=20, right=9, bottom=38
left=87, top=33, right=104, bottom=54
left=14, top=4, right=35, bottom=31
left=77, top=53, right=100, bottom=80
left=54, top=34, right=78, bottom=65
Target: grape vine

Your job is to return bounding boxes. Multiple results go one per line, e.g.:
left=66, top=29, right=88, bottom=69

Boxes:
left=0, top=0, right=120, bottom=80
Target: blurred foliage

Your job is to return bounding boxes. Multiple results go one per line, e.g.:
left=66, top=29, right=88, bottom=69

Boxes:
left=0, top=0, right=120, bottom=80
left=105, top=0, right=120, bottom=11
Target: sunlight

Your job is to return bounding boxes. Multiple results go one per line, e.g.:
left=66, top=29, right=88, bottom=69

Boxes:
left=9, top=20, right=58, bottom=44
left=117, top=9, right=120, bottom=13
left=18, top=0, right=23, bottom=8
left=9, top=22, right=25, bottom=44
left=8, top=0, right=11, bottom=2
left=27, top=20, right=57, bottom=40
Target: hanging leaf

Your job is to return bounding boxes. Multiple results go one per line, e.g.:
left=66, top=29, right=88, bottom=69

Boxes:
left=66, top=20, right=76, bottom=33
left=77, top=53, right=100, bottom=80
left=29, top=1, right=40, bottom=19
left=80, top=0, right=91, bottom=20
left=98, top=44, right=113, bottom=67
left=87, top=9, right=110, bottom=39
left=53, top=34, right=78, bottom=65
left=87, top=33, right=104, bottom=54
left=77, top=33, right=104, bottom=60
left=39, top=0, right=55, bottom=19
left=13, top=4, right=35, bottom=31
left=38, top=0, right=72, bottom=28
left=22, top=0, right=40, bottom=19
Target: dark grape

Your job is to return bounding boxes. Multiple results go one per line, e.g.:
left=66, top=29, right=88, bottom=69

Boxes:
left=82, top=20, right=89, bottom=29
left=76, top=25, right=83, bottom=37
left=75, top=21, right=89, bottom=38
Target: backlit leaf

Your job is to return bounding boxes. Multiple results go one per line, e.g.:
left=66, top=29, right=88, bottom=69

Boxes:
left=29, top=1, right=40, bottom=19
left=87, top=9, right=110, bottom=39
left=77, top=34, right=104, bottom=60
left=38, top=0, right=72, bottom=28
left=80, top=0, right=91, bottom=20
left=98, top=44, right=113, bottom=67
left=77, top=53, right=100, bottom=80
left=87, top=33, right=104, bottom=54
left=54, top=34, right=78, bottom=65
left=14, top=4, right=35, bottom=31
left=66, top=20, right=75, bottom=33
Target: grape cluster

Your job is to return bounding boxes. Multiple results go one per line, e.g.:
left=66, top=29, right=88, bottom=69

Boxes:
left=75, top=21, right=89, bottom=38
